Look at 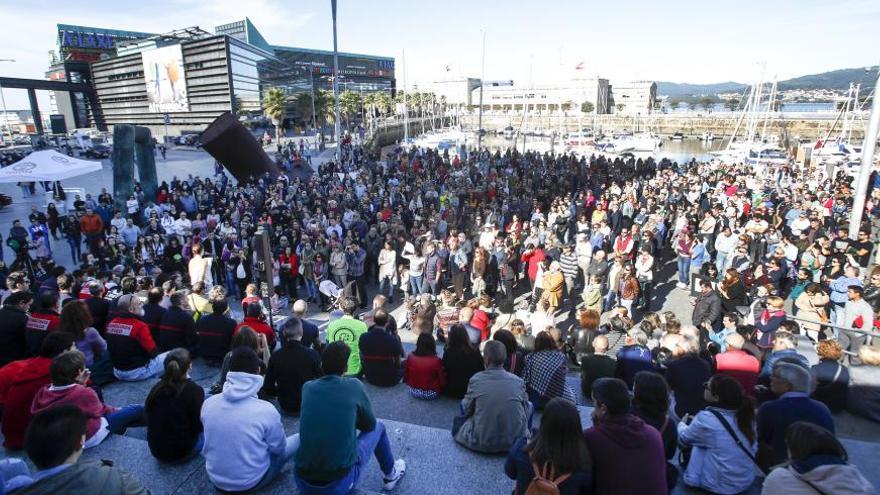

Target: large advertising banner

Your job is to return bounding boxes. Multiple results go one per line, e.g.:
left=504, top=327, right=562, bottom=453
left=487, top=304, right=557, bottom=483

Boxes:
left=142, top=45, right=189, bottom=113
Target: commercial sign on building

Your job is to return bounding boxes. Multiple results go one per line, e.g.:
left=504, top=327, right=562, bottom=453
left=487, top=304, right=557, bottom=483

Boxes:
left=142, top=45, right=189, bottom=113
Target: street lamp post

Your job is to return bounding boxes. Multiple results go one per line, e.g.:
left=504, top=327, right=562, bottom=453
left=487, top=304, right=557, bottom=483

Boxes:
left=308, top=68, right=318, bottom=143
left=331, top=0, right=341, bottom=160
left=477, top=32, right=486, bottom=151
left=0, top=59, right=15, bottom=144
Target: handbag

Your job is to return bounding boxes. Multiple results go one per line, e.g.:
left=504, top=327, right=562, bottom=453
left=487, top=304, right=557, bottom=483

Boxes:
left=236, top=262, right=246, bottom=279
left=707, top=409, right=768, bottom=475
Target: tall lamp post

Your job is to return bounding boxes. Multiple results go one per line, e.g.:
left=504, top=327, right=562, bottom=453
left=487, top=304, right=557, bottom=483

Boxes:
left=0, top=59, right=15, bottom=143
left=331, top=0, right=341, bottom=160
left=849, top=67, right=880, bottom=239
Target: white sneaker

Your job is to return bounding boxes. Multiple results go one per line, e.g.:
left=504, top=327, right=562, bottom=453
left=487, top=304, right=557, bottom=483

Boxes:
left=382, top=459, right=407, bottom=491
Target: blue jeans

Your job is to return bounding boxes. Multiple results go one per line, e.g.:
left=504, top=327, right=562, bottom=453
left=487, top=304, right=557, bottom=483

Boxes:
left=105, top=404, right=145, bottom=434
left=715, top=251, right=728, bottom=273
left=225, top=270, right=239, bottom=299
left=378, top=276, right=396, bottom=298
left=409, top=274, right=424, bottom=296
left=677, top=256, right=691, bottom=285
left=250, top=434, right=299, bottom=491
left=68, top=237, right=81, bottom=263
left=294, top=422, right=395, bottom=495
left=305, top=279, right=318, bottom=301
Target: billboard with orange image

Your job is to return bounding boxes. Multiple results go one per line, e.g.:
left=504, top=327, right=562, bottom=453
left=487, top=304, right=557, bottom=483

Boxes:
left=142, top=45, right=189, bottom=113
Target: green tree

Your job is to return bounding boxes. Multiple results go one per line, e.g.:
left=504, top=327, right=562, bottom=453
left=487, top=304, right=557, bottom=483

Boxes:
left=314, top=90, right=335, bottom=126
left=262, top=87, right=288, bottom=142
left=339, top=90, right=363, bottom=127
left=699, top=96, right=714, bottom=112
left=294, top=92, right=314, bottom=127
left=667, top=98, right=682, bottom=112
left=724, top=99, right=739, bottom=112
left=374, top=91, right=391, bottom=116
left=580, top=101, right=595, bottom=114
left=615, top=103, right=625, bottom=113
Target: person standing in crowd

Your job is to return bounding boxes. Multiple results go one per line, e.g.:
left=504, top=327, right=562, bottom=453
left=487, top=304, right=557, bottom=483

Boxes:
left=295, top=341, right=407, bottom=493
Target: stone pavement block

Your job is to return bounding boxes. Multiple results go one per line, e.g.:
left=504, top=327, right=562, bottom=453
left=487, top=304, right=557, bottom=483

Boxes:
left=81, top=434, right=205, bottom=495
left=840, top=437, right=880, bottom=490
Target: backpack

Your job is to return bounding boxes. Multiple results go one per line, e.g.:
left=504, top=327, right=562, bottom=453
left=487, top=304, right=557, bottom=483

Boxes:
left=524, top=461, right=571, bottom=495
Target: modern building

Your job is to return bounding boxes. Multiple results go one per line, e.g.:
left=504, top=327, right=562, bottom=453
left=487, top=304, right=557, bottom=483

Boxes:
left=46, top=24, right=156, bottom=132
left=609, top=81, right=657, bottom=115
left=466, top=78, right=611, bottom=114
left=46, top=18, right=394, bottom=137
left=428, top=78, right=482, bottom=107
left=215, top=18, right=395, bottom=95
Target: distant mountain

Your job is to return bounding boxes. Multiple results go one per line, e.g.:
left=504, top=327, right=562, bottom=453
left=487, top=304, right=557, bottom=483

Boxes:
left=656, top=66, right=878, bottom=97
left=777, top=66, right=878, bottom=91
left=656, top=81, right=746, bottom=97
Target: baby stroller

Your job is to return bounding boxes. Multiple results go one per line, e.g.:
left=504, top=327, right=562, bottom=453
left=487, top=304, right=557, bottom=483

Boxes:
left=319, top=280, right=342, bottom=310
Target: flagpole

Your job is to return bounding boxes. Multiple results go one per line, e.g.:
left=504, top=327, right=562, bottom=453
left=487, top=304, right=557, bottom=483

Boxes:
left=477, top=31, right=486, bottom=151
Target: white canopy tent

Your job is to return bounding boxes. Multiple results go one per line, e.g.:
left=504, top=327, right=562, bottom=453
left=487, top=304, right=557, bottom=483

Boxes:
left=0, top=150, right=103, bottom=183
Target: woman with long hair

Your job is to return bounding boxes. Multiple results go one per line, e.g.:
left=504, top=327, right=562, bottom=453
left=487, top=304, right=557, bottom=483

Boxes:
left=718, top=268, right=747, bottom=313
left=763, top=422, right=873, bottom=494
left=442, top=324, right=485, bottom=399
left=493, top=329, right=525, bottom=376
left=404, top=333, right=446, bottom=400
left=144, top=348, right=205, bottom=462
left=504, top=398, right=592, bottom=495
left=59, top=300, right=107, bottom=369
left=678, top=374, right=757, bottom=494
left=470, top=247, right=488, bottom=297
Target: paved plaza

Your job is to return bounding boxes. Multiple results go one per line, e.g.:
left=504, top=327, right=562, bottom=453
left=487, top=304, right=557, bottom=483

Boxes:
left=0, top=147, right=878, bottom=494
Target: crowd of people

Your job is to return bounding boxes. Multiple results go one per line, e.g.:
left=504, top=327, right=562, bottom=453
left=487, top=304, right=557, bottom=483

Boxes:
left=0, top=136, right=877, bottom=494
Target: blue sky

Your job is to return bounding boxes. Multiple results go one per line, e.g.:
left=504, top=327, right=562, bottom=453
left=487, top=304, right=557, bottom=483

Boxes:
left=1, top=0, right=878, bottom=109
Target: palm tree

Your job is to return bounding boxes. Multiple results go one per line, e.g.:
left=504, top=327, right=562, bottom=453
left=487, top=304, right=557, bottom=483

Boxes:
left=374, top=91, right=391, bottom=117
left=293, top=92, right=314, bottom=128
left=313, top=90, right=335, bottom=127
left=262, top=87, right=288, bottom=142
left=339, top=90, right=363, bottom=128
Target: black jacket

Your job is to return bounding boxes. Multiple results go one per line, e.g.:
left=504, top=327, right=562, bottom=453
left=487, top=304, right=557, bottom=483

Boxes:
left=86, top=296, right=111, bottom=333
left=358, top=326, right=404, bottom=386
left=142, top=303, right=166, bottom=344
left=196, top=312, right=237, bottom=361
left=145, top=379, right=204, bottom=462
left=442, top=346, right=485, bottom=399
left=158, top=306, right=197, bottom=352
left=263, top=340, right=322, bottom=413
left=0, top=305, right=28, bottom=366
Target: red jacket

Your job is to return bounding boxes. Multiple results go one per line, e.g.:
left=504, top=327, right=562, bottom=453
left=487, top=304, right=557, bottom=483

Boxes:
left=31, top=384, right=115, bottom=439
left=404, top=354, right=446, bottom=392
left=714, top=349, right=760, bottom=394
left=520, top=249, right=546, bottom=281
left=470, top=309, right=491, bottom=342
left=0, top=357, right=52, bottom=449
left=234, top=317, right=275, bottom=350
